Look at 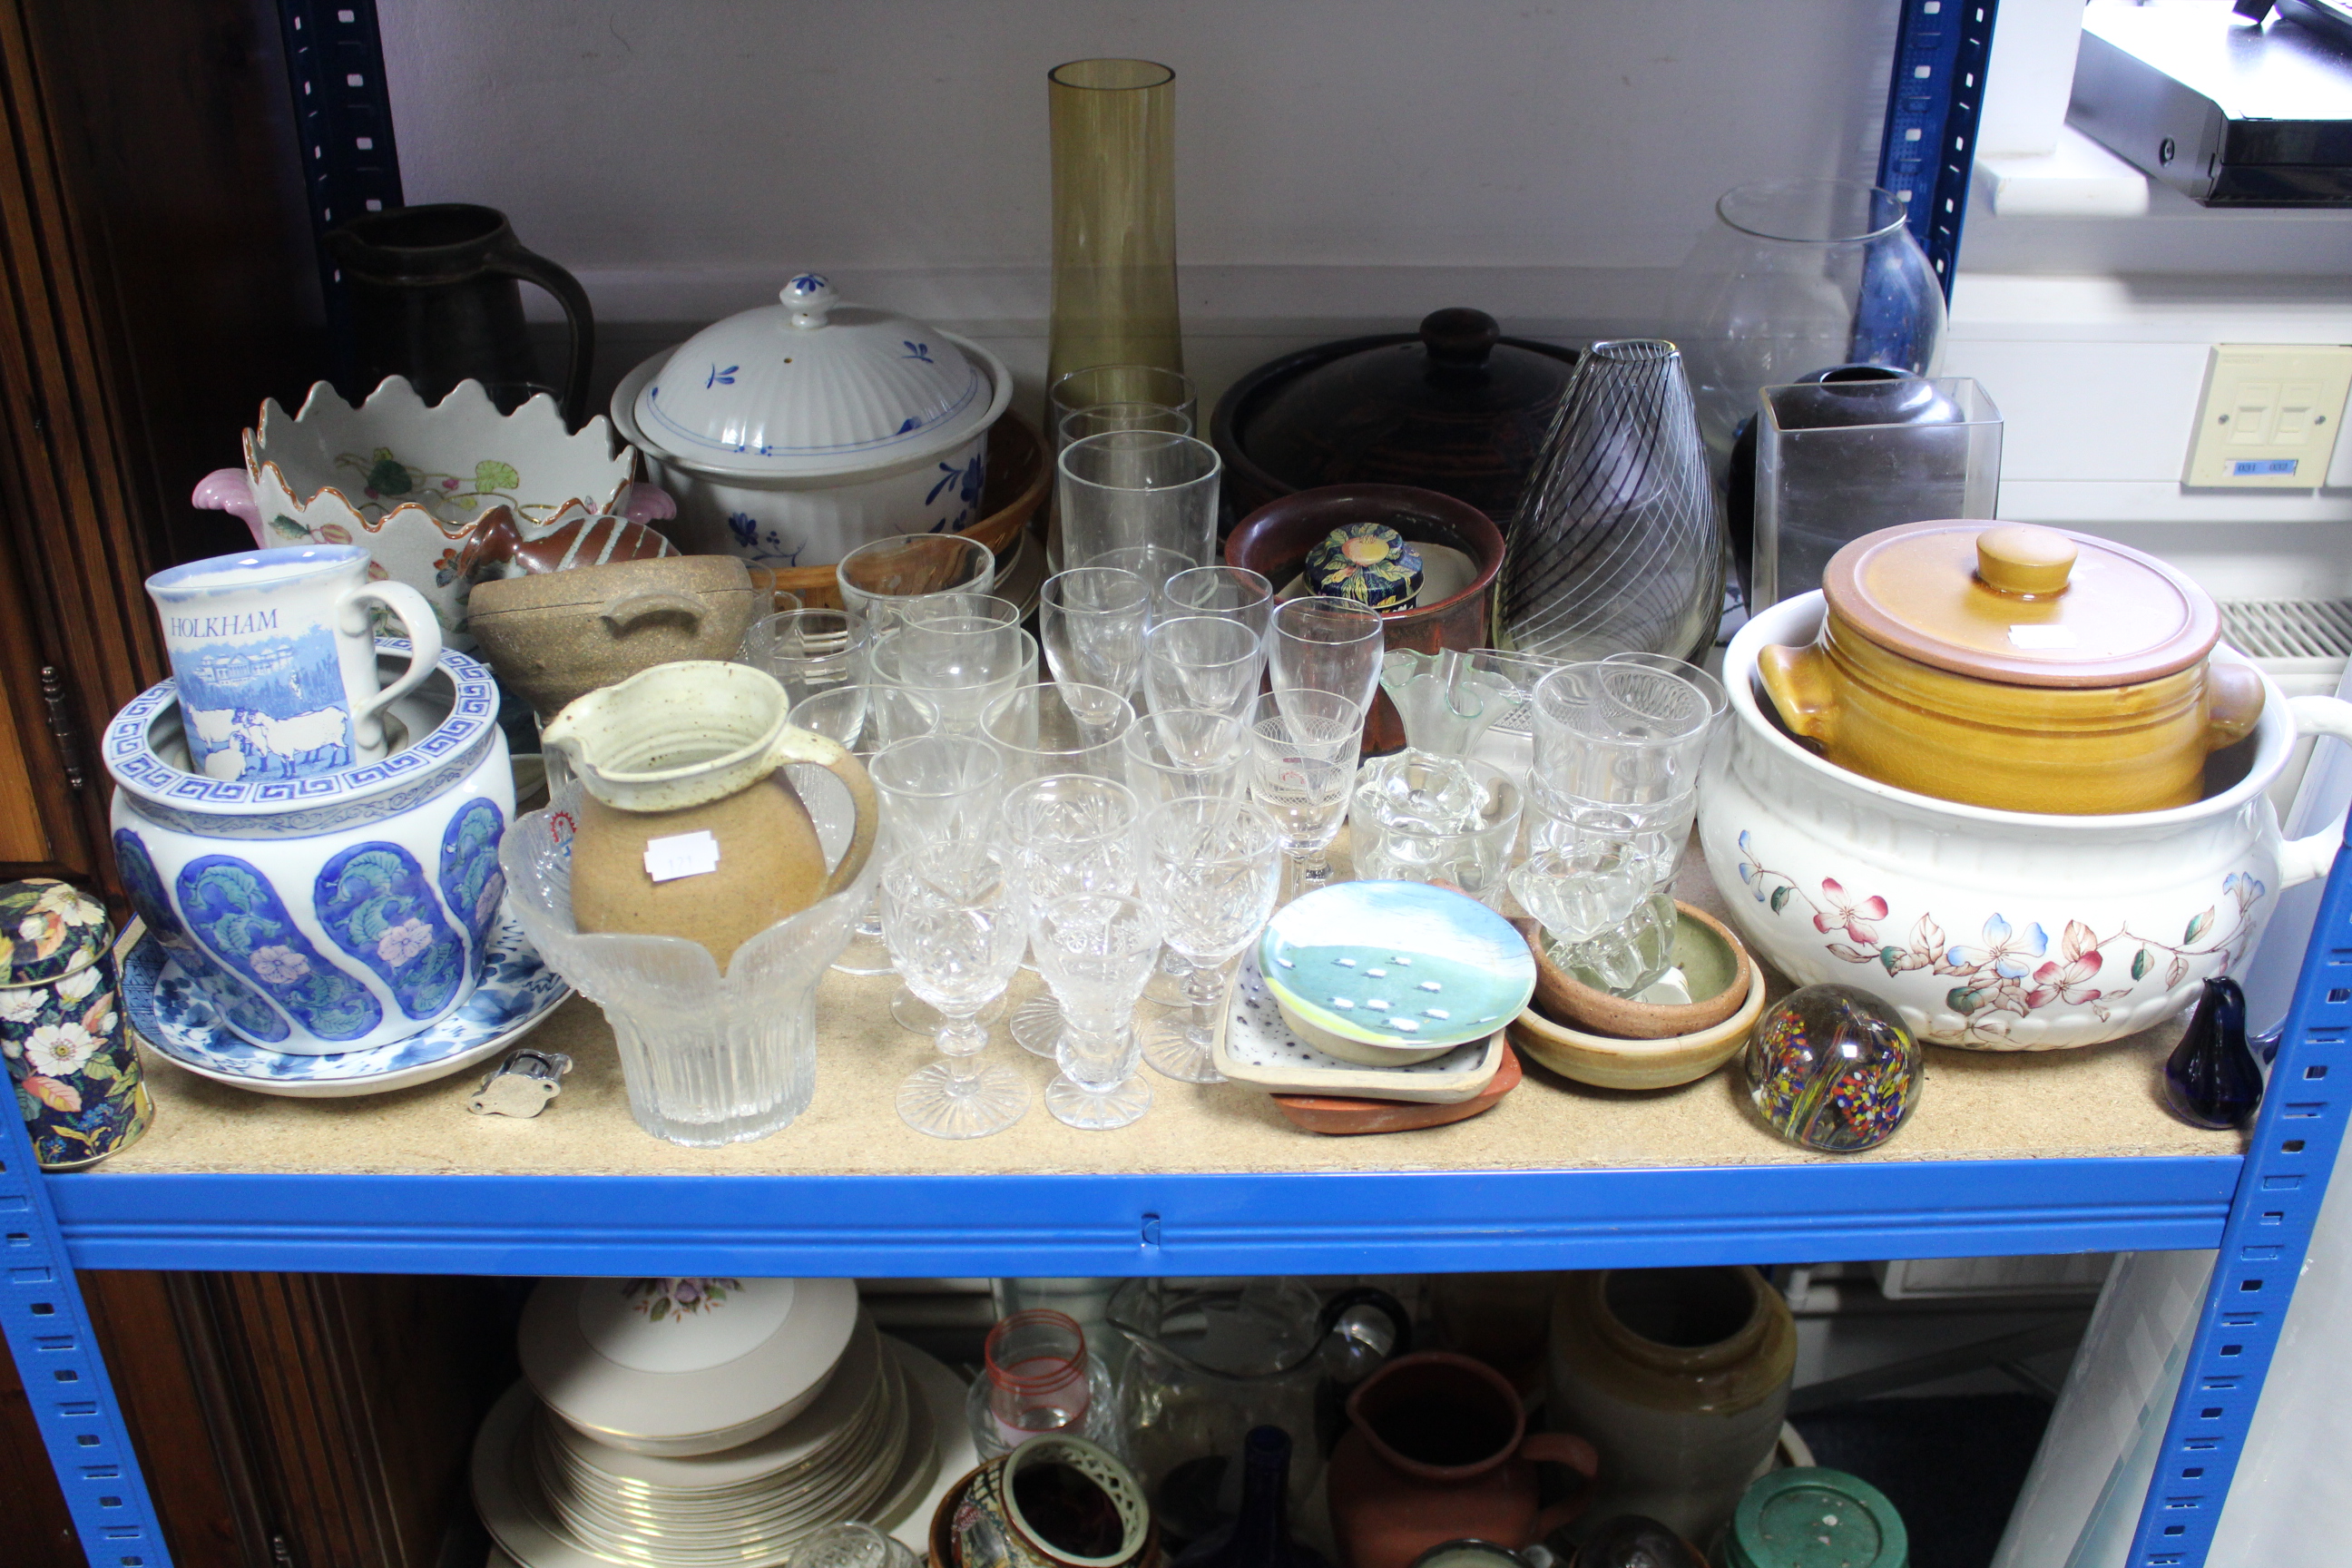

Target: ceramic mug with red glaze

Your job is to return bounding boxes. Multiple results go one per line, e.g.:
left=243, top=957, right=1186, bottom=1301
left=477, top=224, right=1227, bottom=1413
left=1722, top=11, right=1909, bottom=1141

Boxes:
left=1325, top=1351, right=1597, bottom=1568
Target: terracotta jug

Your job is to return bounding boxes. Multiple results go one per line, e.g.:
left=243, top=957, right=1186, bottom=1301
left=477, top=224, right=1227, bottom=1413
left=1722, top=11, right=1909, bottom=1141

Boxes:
left=541, top=662, right=878, bottom=970
left=1325, top=1351, right=1596, bottom=1568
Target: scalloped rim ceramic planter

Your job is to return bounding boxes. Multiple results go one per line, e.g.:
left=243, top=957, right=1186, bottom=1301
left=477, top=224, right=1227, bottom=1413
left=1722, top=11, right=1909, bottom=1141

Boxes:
left=1701, top=594, right=2352, bottom=1050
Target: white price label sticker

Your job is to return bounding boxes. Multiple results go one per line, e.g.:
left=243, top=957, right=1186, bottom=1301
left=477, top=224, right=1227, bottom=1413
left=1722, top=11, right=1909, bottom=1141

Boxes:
left=643, top=830, right=720, bottom=883
left=2007, top=624, right=2078, bottom=651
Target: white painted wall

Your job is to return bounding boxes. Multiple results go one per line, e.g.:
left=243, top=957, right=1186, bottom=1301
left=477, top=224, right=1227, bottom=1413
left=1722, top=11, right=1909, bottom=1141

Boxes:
left=380, top=0, right=2352, bottom=588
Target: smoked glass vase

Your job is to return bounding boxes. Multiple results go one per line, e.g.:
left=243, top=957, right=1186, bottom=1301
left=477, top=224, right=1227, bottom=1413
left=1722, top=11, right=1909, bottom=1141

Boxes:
left=1047, top=59, right=1184, bottom=392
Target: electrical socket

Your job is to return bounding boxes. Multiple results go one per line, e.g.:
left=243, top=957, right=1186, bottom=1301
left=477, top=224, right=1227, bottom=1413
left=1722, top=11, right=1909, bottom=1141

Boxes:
left=2183, top=344, right=2352, bottom=490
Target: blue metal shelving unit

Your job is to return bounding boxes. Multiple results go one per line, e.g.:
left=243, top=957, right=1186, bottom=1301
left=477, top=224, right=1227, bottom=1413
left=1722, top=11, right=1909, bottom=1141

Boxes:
left=0, top=3, right=2332, bottom=1565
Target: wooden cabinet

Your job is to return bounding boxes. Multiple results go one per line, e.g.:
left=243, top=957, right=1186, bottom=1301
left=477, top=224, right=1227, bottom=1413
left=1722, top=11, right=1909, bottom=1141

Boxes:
left=0, top=5, right=505, bottom=1566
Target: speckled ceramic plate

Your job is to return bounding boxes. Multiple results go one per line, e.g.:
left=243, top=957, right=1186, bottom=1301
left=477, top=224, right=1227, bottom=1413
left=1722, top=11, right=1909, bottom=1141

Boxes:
left=1215, top=951, right=1505, bottom=1103
left=1257, top=880, right=1535, bottom=1062
left=122, top=908, right=570, bottom=1097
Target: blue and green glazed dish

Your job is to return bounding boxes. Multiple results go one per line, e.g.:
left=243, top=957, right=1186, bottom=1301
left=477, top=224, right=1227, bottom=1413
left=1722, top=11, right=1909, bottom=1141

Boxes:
left=1257, top=880, right=1534, bottom=1064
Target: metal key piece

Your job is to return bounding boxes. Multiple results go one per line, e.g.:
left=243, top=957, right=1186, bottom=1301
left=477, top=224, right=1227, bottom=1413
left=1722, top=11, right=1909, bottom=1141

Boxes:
left=468, top=1047, right=573, bottom=1117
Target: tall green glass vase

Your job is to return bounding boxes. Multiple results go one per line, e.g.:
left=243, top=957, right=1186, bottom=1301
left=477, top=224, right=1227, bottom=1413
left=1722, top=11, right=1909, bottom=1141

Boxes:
left=1047, top=59, right=1184, bottom=397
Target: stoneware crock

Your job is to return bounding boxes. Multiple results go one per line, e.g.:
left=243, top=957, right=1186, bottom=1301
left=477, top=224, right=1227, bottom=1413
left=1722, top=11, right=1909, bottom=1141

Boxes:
left=1326, top=1350, right=1596, bottom=1568
left=1708, top=593, right=2352, bottom=1050
left=541, top=662, right=879, bottom=971
left=1546, top=1267, right=1795, bottom=1547
left=613, top=273, right=1013, bottom=570
left=105, top=642, right=513, bottom=1054
left=1755, top=521, right=2264, bottom=815
left=465, top=554, right=761, bottom=720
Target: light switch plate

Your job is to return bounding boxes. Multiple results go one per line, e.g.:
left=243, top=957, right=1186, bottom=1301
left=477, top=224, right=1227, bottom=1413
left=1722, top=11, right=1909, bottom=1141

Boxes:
left=2184, top=344, right=2352, bottom=490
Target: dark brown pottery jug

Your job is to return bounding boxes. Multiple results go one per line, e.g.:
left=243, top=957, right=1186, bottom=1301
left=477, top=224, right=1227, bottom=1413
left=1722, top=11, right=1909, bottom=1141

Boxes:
left=325, top=203, right=594, bottom=425
left=1326, top=1351, right=1596, bottom=1568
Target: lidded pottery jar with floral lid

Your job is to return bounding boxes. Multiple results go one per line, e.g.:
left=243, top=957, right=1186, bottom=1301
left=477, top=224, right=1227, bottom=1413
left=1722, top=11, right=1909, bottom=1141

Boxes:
left=1756, top=521, right=2263, bottom=815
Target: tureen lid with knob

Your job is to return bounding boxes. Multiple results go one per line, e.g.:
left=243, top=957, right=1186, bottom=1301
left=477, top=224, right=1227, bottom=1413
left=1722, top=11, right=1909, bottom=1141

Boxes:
left=631, top=272, right=1002, bottom=480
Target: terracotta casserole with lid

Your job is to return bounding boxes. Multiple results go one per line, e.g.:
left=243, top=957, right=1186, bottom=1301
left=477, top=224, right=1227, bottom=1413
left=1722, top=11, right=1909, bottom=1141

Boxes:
left=1757, top=521, right=2264, bottom=815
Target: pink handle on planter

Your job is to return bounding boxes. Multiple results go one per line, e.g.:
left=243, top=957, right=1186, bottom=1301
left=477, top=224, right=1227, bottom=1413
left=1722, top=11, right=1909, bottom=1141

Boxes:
left=192, top=468, right=265, bottom=547
left=617, top=481, right=677, bottom=526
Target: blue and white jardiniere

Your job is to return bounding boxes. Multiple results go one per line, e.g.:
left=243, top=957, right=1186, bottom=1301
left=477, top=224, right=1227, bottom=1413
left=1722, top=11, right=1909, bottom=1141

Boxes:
left=104, top=641, right=513, bottom=1054
left=145, top=543, right=444, bottom=780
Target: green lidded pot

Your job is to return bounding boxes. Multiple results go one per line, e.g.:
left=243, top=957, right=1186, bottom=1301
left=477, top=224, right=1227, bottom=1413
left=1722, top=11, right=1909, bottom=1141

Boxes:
left=1723, top=1467, right=1907, bottom=1568
left=0, top=878, right=151, bottom=1170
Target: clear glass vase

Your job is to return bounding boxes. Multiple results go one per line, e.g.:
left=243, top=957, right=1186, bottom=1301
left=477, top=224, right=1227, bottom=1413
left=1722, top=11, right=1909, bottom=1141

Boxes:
left=1046, top=59, right=1183, bottom=391
left=499, top=775, right=877, bottom=1146
left=1671, top=178, right=1945, bottom=476
left=1494, top=340, right=1724, bottom=662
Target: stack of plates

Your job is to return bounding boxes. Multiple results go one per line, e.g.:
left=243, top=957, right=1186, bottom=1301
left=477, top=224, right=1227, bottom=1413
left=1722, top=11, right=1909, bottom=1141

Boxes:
left=479, top=1279, right=974, bottom=1568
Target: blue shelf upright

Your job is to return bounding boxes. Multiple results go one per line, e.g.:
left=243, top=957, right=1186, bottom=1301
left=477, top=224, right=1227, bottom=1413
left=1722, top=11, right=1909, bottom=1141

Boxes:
left=0, top=1084, right=171, bottom=1568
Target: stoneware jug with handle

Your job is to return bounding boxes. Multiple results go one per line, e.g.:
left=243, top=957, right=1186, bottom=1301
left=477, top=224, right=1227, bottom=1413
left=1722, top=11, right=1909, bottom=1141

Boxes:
left=541, top=662, right=878, bottom=970
left=1325, top=1350, right=1597, bottom=1568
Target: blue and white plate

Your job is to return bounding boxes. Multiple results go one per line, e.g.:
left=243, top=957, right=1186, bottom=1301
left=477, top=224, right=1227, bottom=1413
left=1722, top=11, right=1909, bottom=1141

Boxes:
left=122, top=908, right=571, bottom=1098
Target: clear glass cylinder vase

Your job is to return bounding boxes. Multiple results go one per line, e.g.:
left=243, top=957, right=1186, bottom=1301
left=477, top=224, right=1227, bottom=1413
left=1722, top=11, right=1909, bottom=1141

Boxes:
left=499, top=774, right=877, bottom=1146
left=1671, top=178, right=1946, bottom=474
left=1046, top=59, right=1183, bottom=391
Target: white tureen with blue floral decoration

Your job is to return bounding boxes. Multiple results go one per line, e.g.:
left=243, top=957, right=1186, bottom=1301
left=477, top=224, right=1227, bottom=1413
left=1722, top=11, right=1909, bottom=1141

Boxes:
left=613, top=273, right=1012, bottom=569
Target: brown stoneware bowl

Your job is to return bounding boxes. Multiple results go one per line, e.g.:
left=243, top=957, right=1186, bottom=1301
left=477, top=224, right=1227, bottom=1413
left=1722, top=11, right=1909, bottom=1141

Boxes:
left=1512, top=906, right=1754, bottom=1040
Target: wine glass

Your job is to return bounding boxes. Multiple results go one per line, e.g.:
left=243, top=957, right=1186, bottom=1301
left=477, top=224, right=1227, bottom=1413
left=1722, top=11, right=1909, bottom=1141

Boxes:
left=1041, top=567, right=1151, bottom=699
left=870, top=734, right=1006, bottom=1034
left=1144, top=615, right=1266, bottom=725
left=1003, top=774, right=1142, bottom=1060
left=1122, top=707, right=1251, bottom=1006
left=1158, top=565, right=1273, bottom=640
left=1033, top=892, right=1161, bottom=1131
left=882, top=848, right=1030, bottom=1140
left=1245, top=690, right=1363, bottom=902
left=1138, top=798, right=1282, bottom=1083
left=1269, top=595, right=1385, bottom=718
left=790, top=683, right=941, bottom=976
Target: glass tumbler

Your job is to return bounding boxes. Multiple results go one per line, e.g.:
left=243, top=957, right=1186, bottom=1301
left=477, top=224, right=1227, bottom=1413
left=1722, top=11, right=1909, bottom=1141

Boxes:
left=1049, top=366, right=1198, bottom=446
left=983, top=1309, right=1093, bottom=1447
left=737, top=607, right=870, bottom=710
left=983, top=681, right=1136, bottom=789
left=1057, top=430, right=1220, bottom=573
left=1059, top=402, right=1193, bottom=449
left=790, top=684, right=941, bottom=977
left=871, top=622, right=1034, bottom=736
left=1528, top=661, right=1716, bottom=873
left=837, top=533, right=997, bottom=631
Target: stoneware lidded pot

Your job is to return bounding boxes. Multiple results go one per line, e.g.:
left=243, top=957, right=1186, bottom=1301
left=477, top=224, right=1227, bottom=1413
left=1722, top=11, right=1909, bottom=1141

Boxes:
left=0, top=879, right=152, bottom=1169
left=1706, top=589, right=2352, bottom=1050
left=1755, top=521, right=2262, bottom=815
left=613, top=272, right=1013, bottom=570
left=105, top=642, right=514, bottom=1055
